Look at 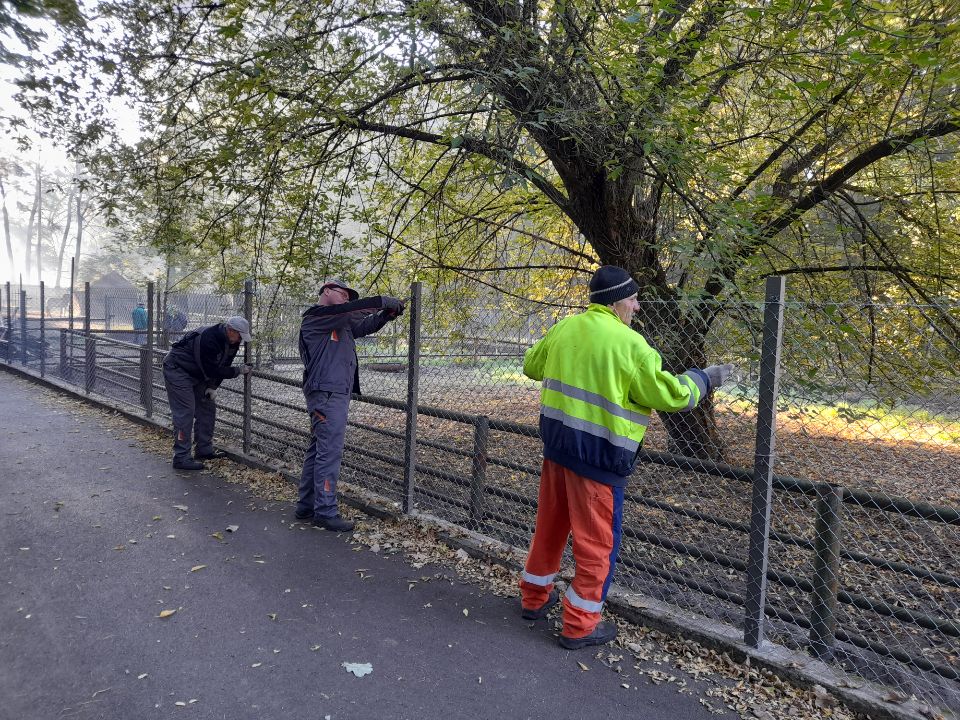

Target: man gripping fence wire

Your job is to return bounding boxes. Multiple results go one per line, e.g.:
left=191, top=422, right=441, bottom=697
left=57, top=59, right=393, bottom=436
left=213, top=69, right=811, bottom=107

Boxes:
left=519, top=265, right=735, bottom=649
left=162, top=316, right=253, bottom=470
left=295, top=280, right=404, bottom=532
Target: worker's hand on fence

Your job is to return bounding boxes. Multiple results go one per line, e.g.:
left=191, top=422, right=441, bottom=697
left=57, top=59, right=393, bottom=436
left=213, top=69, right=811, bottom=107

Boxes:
left=204, top=388, right=217, bottom=401
left=704, top=363, right=735, bottom=391
left=383, top=296, right=405, bottom=318
left=239, top=364, right=253, bottom=375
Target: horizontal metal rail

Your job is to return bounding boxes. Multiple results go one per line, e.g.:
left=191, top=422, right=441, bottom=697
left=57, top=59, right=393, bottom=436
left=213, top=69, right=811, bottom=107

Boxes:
left=245, top=372, right=960, bottom=586
left=616, top=554, right=960, bottom=684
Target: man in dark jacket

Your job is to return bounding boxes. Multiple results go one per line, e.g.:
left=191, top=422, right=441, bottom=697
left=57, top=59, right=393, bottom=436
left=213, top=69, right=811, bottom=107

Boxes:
left=296, top=280, right=403, bottom=531
left=162, top=316, right=252, bottom=470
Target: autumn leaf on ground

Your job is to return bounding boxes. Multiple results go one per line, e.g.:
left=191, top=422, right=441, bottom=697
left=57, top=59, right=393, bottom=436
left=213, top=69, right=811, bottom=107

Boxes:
left=210, top=532, right=224, bottom=541
left=577, top=662, right=589, bottom=671
left=190, top=565, right=206, bottom=572
left=158, top=609, right=178, bottom=619
left=226, top=525, right=239, bottom=533
left=173, top=505, right=188, bottom=512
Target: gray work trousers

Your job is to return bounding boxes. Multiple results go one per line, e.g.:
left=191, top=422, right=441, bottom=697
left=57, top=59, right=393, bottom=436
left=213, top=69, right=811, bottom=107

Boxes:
left=297, top=390, right=350, bottom=519
left=163, top=364, right=216, bottom=462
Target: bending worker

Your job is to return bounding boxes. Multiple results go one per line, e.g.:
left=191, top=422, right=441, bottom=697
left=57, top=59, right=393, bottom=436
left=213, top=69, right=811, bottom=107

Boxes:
left=296, top=280, right=404, bottom=532
left=162, top=316, right=252, bottom=470
left=519, top=265, right=734, bottom=649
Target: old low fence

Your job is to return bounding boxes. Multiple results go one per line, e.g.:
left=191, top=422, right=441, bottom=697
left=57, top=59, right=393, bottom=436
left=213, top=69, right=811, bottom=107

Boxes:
left=1, top=278, right=958, bottom=712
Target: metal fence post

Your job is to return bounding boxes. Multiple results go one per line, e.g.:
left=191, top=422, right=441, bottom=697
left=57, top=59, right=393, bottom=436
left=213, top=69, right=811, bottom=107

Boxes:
left=84, top=282, right=95, bottom=395
left=242, top=279, right=253, bottom=454
left=39, top=282, right=45, bottom=377
left=161, top=290, right=169, bottom=350
left=19, top=289, right=27, bottom=365
left=145, top=281, right=155, bottom=418
left=403, top=281, right=422, bottom=514
left=5, top=282, right=11, bottom=363
left=469, top=415, right=489, bottom=527
left=68, top=258, right=75, bottom=369
left=809, top=483, right=843, bottom=660
left=59, top=329, right=67, bottom=379
left=744, top=275, right=786, bottom=648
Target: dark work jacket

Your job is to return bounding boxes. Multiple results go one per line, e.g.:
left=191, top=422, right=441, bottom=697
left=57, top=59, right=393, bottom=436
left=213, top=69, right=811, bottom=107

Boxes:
left=299, top=297, right=396, bottom=396
left=163, top=323, right=242, bottom=388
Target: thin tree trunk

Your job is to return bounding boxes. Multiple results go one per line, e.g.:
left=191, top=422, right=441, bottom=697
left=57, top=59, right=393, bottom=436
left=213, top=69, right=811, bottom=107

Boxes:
left=24, top=167, right=39, bottom=278
left=74, top=188, right=83, bottom=279
left=0, top=178, right=12, bottom=268
left=36, top=170, right=43, bottom=284
left=55, top=187, right=75, bottom=290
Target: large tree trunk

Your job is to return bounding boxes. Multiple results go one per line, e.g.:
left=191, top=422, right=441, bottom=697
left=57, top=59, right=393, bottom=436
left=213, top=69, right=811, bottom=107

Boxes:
left=568, top=177, right=727, bottom=461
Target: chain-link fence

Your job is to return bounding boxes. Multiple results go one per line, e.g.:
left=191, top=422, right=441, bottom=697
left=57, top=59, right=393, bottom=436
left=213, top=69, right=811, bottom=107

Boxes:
left=2, top=277, right=958, bottom=712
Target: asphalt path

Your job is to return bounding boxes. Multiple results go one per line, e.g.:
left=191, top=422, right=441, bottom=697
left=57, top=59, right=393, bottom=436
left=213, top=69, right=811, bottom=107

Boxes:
left=0, top=370, right=726, bottom=720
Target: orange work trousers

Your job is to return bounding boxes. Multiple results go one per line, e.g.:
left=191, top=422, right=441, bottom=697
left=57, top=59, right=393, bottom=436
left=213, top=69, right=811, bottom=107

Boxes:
left=520, top=458, right=625, bottom=639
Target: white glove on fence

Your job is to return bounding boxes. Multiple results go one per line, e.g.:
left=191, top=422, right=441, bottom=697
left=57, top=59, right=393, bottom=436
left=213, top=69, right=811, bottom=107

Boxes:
left=704, top=364, right=735, bottom=390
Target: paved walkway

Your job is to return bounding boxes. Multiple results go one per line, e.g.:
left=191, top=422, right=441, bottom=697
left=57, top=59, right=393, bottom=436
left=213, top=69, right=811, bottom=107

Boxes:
left=0, top=370, right=727, bottom=720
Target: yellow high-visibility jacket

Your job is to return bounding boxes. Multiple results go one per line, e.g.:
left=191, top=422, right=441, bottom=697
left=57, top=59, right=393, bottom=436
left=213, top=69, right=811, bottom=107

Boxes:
left=523, top=304, right=709, bottom=487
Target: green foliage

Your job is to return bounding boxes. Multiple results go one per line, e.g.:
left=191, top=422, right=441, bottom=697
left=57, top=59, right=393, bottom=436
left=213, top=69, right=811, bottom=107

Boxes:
left=10, top=0, right=960, bottom=400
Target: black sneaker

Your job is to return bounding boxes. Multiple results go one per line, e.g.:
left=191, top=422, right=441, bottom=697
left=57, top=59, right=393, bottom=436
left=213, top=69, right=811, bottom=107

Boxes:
left=172, top=458, right=205, bottom=471
left=558, top=621, right=618, bottom=650
left=294, top=508, right=313, bottom=521
left=195, top=450, right=228, bottom=460
left=521, top=589, right=559, bottom=620
left=312, top=515, right=355, bottom=532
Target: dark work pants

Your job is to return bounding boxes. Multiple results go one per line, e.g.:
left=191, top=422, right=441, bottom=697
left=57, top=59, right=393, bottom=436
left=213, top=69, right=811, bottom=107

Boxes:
left=163, top=364, right=216, bottom=462
left=297, top=390, right=350, bottom=519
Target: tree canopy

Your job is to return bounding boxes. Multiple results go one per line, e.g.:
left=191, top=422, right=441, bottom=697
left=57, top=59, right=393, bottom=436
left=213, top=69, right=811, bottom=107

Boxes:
left=10, top=0, right=960, bottom=456
left=29, top=0, right=952, bottom=304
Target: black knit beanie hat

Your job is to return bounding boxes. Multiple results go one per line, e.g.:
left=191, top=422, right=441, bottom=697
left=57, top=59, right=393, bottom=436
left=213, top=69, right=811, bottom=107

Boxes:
left=589, top=265, right=639, bottom=305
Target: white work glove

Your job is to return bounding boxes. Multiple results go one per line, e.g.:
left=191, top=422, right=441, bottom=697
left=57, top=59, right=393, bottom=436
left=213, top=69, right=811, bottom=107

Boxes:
left=704, top=364, right=735, bottom=390
left=204, top=388, right=217, bottom=401
left=239, top=364, right=253, bottom=375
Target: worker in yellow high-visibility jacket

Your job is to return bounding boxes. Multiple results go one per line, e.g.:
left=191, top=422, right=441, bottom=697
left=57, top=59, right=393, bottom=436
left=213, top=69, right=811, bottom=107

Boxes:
left=520, top=265, right=735, bottom=649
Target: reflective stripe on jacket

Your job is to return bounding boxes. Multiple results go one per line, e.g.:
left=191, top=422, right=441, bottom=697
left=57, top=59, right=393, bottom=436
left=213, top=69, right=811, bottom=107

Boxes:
left=523, top=304, right=708, bottom=487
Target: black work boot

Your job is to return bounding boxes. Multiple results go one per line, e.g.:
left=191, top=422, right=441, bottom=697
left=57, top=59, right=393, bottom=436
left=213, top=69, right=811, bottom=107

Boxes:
left=521, top=589, right=559, bottom=621
left=172, top=458, right=205, bottom=471
left=195, top=450, right=228, bottom=460
left=312, top=515, right=355, bottom=532
left=294, top=508, right=313, bottom=521
left=558, top=621, right=618, bottom=650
